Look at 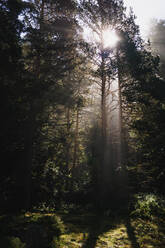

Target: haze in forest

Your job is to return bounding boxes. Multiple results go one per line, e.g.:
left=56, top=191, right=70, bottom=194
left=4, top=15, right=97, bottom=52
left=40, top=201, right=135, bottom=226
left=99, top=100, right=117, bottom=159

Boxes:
left=124, top=0, right=165, bottom=37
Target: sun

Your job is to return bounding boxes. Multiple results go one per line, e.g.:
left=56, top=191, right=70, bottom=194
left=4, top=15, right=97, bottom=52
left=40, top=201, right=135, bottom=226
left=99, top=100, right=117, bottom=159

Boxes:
left=83, top=27, right=119, bottom=48
left=102, top=29, right=119, bottom=48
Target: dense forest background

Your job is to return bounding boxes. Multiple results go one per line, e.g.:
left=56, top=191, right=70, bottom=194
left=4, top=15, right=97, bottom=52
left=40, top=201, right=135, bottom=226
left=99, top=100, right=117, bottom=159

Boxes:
left=0, top=0, right=165, bottom=247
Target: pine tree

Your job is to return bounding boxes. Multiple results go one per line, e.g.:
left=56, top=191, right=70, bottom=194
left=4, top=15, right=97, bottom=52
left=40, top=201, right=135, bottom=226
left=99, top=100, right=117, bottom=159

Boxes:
left=124, top=46, right=165, bottom=194
left=0, top=0, right=27, bottom=211
left=21, top=0, right=89, bottom=208
left=78, top=0, right=142, bottom=209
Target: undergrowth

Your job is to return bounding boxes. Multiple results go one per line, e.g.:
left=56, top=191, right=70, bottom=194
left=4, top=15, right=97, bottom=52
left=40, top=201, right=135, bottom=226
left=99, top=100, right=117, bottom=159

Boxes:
left=0, top=194, right=165, bottom=248
left=131, top=193, right=165, bottom=219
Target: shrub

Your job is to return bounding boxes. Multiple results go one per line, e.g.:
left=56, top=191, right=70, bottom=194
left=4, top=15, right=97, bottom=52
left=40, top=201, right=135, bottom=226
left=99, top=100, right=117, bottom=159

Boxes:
left=25, top=214, right=64, bottom=248
left=37, top=215, right=65, bottom=236
left=0, top=237, right=26, bottom=248
left=131, top=193, right=165, bottom=219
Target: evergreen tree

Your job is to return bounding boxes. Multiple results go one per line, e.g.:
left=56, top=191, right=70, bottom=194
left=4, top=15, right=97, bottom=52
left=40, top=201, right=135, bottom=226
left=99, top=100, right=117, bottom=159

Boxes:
left=0, top=0, right=32, bottom=211
left=21, top=0, right=89, bottom=209
left=78, top=0, right=141, bottom=209
left=122, top=34, right=165, bottom=194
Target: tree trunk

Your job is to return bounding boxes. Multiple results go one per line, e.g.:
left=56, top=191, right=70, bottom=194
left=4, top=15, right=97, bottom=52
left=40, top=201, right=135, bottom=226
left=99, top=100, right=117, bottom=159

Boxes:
left=66, top=107, right=71, bottom=171
left=117, top=47, right=123, bottom=168
left=98, top=40, right=110, bottom=210
left=24, top=104, right=35, bottom=210
left=73, top=107, right=79, bottom=169
left=23, top=0, right=45, bottom=210
left=116, top=47, right=129, bottom=206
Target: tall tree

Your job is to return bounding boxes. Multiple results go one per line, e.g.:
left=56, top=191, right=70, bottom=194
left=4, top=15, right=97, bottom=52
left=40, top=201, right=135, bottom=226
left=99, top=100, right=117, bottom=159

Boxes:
left=21, top=0, right=90, bottom=208
left=78, top=0, right=142, bottom=209
left=0, top=0, right=27, bottom=211
left=122, top=33, right=165, bottom=194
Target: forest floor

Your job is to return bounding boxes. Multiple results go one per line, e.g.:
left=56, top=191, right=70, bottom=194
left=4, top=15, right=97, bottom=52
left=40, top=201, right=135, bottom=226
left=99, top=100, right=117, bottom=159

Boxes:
left=0, top=209, right=165, bottom=248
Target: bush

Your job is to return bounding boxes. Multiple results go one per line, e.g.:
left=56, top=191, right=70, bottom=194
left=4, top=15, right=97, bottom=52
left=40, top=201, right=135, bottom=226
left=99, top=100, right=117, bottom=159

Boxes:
left=131, top=193, right=165, bottom=219
left=25, top=214, right=64, bottom=248
left=0, top=237, right=26, bottom=248
left=37, top=215, right=65, bottom=236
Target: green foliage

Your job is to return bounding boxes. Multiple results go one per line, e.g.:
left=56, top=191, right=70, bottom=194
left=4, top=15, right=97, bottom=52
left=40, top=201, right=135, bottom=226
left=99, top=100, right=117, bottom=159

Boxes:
left=25, top=214, right=64, bottom=248
left=0, top=213, right=65, bottom=248
left=131, top=193, right=165, bottom=219
left=123, top=37, right=165, bottom=193
left=32, top=202, right=55, bottom=213
left=50, top=237, right=61, bottom=248
left=0, top=237, right=25, bottom=248
left=38, top=215, right=65, bottom=236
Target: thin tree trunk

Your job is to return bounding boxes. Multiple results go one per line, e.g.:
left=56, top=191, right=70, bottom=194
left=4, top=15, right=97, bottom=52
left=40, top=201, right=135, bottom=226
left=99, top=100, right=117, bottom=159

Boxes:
left=116, top=47, right=129, bottom=205
left=117, top=47, right=123, bottom=168
left=99, top=30, right=109, bottom=209
left=101, top=57, right=107, bottom=148
left=73, top=107, right=79, bottom=169
left=24, top=104, right=35, bottom=210
left=66, top=107, right=71, bottom=171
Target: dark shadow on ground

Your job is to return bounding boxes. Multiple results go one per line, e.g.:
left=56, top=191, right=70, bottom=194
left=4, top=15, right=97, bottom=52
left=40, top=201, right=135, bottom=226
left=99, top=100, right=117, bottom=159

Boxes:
left=81, top=215, right=120, bottom=248
left=125, top=217, right=140, bottom=248
left=59, top=210, right=117, bottom=248
left=82, top=213, right=141, bottom=248
left=157, top=216, right=165, bottom=247
left=81, top=214, right=106, bottom=248
left=59, top=207, right=142, bottom=248
left=60, top=210, right=123, bottom=248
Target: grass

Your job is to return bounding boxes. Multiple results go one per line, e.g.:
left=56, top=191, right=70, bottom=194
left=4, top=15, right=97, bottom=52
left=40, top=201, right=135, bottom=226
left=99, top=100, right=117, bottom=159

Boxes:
left=0, top=207, right=164, bottom=247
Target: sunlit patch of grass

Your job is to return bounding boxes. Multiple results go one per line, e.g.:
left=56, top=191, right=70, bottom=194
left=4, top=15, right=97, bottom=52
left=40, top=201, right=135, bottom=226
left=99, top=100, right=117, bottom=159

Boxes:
left=58, top=232, right=87, bottom=248
left=24, top=212, right=56, bottom=219
left=131, top=217, right=165, bottom=248
left=97, top=224, right=132, bottom=248
left=57, top=213, right=165, bottom=247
